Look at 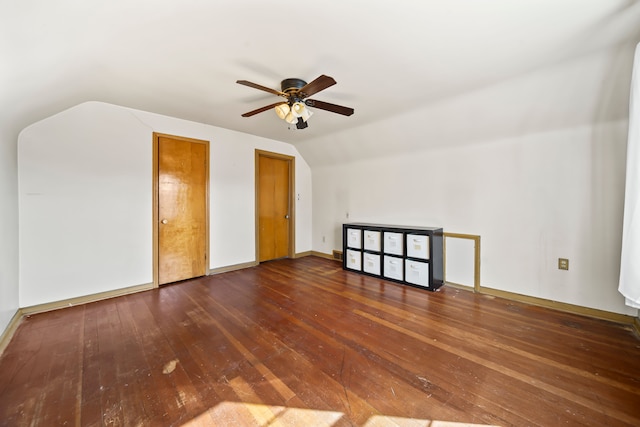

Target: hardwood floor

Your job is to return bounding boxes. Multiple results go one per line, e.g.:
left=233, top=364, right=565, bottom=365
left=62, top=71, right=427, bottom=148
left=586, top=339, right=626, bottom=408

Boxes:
left=1, top=256, right=639, bottom=426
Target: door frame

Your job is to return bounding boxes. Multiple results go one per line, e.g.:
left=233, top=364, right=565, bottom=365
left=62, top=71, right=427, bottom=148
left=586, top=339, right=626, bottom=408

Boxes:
left=255, top=149, right=295, bottom=262
left=152, top=132, right=210, bottom=287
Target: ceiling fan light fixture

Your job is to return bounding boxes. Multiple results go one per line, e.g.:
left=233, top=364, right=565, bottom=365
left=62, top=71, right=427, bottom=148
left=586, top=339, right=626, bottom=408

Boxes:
left=238, top=75, right=353, bottom=129
left=274, top=103, right=290, bottom=119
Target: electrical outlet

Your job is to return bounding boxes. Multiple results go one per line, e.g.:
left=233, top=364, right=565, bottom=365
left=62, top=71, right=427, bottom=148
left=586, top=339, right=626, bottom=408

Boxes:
left=558, top=258, right=569, bottom=270
left=322, top=236, right=326, bottom=243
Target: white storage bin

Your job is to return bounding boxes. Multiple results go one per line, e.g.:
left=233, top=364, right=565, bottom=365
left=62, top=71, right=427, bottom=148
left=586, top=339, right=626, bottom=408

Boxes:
left=383, top=256, right=403, bottom=281
left=363, top=230, right=381, bottom=251
left=407, top=234, right=430, bottom=259
left=363, top=253, right=381, bottom=275
left=346, top=228, right=362, bottom=249
left=383, top=232, right=404, bottom=256
left=405, top=259, right=430, bottom=287
left=346, top=249, right=362, bottom=271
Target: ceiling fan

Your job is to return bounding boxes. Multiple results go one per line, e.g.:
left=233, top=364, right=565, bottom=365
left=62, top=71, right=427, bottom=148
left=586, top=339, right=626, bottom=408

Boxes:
left=236, top=75, right=354, bottom=129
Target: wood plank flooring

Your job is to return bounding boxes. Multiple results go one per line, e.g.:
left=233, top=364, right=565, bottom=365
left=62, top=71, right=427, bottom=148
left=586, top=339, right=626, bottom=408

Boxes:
left=1, top=256, right=639, bottom=426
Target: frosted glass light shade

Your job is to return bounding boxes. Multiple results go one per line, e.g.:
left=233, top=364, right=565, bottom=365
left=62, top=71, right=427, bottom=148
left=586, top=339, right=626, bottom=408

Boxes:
left=275, top=104, right=290, bottom=119
left=285, top=111, right=297, bottom=124
left=291, top=102, right=306, bottom=117
left=300, top=108, right=313, bottom=122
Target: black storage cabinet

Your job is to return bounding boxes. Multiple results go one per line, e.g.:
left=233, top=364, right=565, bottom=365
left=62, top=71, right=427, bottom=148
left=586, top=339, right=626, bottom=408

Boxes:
left=342, top=223, right=444, bottom=291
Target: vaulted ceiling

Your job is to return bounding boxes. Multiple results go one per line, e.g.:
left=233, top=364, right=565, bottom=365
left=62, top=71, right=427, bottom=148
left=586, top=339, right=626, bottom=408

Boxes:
left=2, top=1, right=639, bottom=165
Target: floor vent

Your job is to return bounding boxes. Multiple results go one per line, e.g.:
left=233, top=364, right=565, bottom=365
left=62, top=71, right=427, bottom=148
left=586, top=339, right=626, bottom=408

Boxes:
left=332, top=250, right=343, bottom=261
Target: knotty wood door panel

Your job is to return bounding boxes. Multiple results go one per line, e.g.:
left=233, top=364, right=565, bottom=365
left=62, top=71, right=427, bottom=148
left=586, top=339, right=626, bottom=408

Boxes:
left=157, top=135, right=208, bottom=285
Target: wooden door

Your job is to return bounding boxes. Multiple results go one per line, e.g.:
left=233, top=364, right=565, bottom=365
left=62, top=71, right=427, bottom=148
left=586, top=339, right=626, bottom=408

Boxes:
left=257, top=151, right=294, bottom=262
left=156, top=134, right=208, bottom=285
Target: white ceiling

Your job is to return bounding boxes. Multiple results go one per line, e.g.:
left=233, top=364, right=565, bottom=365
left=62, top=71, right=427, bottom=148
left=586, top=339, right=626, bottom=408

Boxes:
left=2, top=0, right=640, bottom=163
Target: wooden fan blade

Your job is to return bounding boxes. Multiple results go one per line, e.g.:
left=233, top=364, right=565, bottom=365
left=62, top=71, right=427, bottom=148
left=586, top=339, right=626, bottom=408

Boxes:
left=241, top=101, right=287, bottom=117
left=236, top=80, right=286, bottom=97
left=305, top=99, right=354, bottom=116
left=298, top=75, right=337, bottom=98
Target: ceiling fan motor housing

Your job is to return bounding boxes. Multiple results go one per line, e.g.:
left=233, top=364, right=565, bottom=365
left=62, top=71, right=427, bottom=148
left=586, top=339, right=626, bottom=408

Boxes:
left=281, top=78, right=307, bottom=94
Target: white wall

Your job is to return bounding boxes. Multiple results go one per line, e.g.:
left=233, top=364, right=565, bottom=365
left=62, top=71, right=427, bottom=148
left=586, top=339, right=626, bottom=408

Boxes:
left=305, top=45, right=638, bottom=317
left=312, top=121, right=635, bottom=316
left=18, top=102, right=311, bottom=308
left=0, top=126, right=19, bottom=333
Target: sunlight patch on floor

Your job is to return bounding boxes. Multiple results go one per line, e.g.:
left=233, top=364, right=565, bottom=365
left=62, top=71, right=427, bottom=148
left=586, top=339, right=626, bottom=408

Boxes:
left=184, top=401, right=342, bottom=426
left=364, top=416, right=500, bottom=426
left=182, top=401, right=499, bottom=426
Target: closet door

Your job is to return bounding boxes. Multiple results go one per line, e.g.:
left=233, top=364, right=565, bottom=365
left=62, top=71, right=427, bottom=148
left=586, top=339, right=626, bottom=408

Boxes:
left=157, top=134, right=208, bottom=285
left=256, top=151, right=296, bottom=262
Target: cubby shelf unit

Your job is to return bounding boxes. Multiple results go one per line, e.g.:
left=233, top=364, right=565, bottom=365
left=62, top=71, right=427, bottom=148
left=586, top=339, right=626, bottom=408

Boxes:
left=342, top=223, right=444, bottom=291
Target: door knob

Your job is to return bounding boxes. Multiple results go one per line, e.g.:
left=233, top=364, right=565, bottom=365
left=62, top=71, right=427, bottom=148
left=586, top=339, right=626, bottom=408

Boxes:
left=285, top=215, right=290, bottom=219
left=161, top=219, right=168, bottom=224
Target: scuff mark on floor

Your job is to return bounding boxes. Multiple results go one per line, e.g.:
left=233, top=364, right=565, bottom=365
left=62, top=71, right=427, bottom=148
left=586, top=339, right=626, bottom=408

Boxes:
left=339, top=346, right=352, bottom=415
left=163, top=359, right=179, bottom=374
